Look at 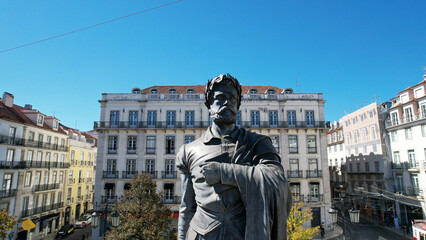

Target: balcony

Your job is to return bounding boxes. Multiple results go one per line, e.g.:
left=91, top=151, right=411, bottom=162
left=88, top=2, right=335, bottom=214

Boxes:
left=0, top=135, right=25, bottom=146
left=101, top=195, right=118, bottom=204
left=68, top=178, right=76, bottom=184
left=306, top=170, right=322, bottom=178
left=78, top=178, right=85, bottom=184
left=0, top=189, right=17, bottom=199
left=307, top=194, right=323, bottom=202
left=67, top=197, right=74, bottom=205
left=163, top=195, right=181, bottom=204
left=94, top=120, right=330, bottom=130
left=292, top=194, right=304, bottom=203
left=161, top=171, right=177, bottom=179
left=287, top=170, right=303, bottom=178
left=122, top=171, right=138, bottom=179
left=86, top=178, right=92, bottom=183
left=32, top=183, right=60, bottom=193
left=20, top=202, right=64, bottom=218
left=385, top=113, right=426, bottom=128
left=141, top=171, right=158, bottom=179
left=103, top=171, right=119, bottom=179
left=404, top=187, right=423, bottom=196
left=409, top=161, right=419, bottom=169
left=0, top=160, right=27, bottom=169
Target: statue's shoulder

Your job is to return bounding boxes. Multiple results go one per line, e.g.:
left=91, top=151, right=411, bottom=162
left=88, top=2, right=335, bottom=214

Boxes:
left=238, top=127, right=270, bottom=146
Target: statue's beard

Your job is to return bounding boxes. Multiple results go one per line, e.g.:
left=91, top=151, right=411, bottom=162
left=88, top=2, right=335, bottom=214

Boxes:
left=210, top=108, right=237, bottom=125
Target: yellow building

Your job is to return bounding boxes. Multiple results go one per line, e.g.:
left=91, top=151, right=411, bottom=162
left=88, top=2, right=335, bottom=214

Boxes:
left=62, top=126, right=97, bottom=224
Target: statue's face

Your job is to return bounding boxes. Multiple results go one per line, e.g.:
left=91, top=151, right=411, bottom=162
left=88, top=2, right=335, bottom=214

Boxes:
left=209, top=82, right=238, bottom=125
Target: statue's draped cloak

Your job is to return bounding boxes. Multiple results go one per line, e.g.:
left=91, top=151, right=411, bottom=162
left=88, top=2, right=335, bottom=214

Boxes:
left=178, top=127, right=291, bottom=240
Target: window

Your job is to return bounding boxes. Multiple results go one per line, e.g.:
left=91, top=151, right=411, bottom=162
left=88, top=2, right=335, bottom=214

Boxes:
left=375, top=161, right=379, bottom=172
left=67, top=188, right=72, bottom=203
left=80, top=152, right=84, bottom=165
left=146, top=159, right=155, bottom=173
left=365, top=163, right=369, bottom=172
left=167, top=111, right=176, bottom=127
left=332, top=132, right=337, bottom=142
left=307, top=136, right=317, bottom=153
left=408, top=150, right=416, bottom=168
left=404, top=107, right=413, bottom=122
left=148, top=111, right=157, bottom=128
left=126, top=159, right=136, bottom=173
left=393, top=151, right=400, bottom=164
left=164, top=183, right=175, bottom=203
left=391, top=112, right=399, bottom=126
left=360, top=113, right=365, bottom=121
left=421, top=103, right=426, bottom=118
left=287, top=111, right=296, bottom=126
left=356, top=163, right=360, bottom=172
left=168, top=89, right=177, bottom=98
left=251, top=111, right=260, bottom=127
left=129, top=111, right=138, bottom=127
left=37, top=151, right=42, bottom=161
left=270, top=136, right=279, bottom=153
left=289, top=159, right=299, bottom=177
left=108, top=136, right=118, bottom=154
left=59, top=172, right=63, bottom=183
left=8, top=127, right=16, bottom=144
left=288, top=135, right=298, bottom=153
left=146, top=136, right=156, bottom=154
left=327, top=135, right=332, bottom=144
left=349, top=163, right=353, bottom=172
left=353, top=131, right=359, bottom=144
left=421, top=125, right=426, bottom=137
left=2, top=174, right=12, bottom=192
left=165, top=159, right=175, bottom=177
left=308, top=159, right=318, bottom=177
left=185, top=136, right=195, bottom=144
left=52, top=172, right=57, bottom=184
left=165, top=136, right=175, bottom=154
left=22, top=197, right=29, bottom=212
left=309, top=183, right=320, bottom=201
left=53, top=120, right=58, bottom=129
left=370, top=125, right=377, bottom=140
left=346, top=133, right=352, bottom=145
left=290, top=183, right=300, bottom=198
left=269, top=111, right=278, bottom=127
left=306, top=111, right=314, bottom=126
left=352, top=117, right=357, bottom=124
left=391, top=131, right=398, bottom=142
left=70, top=150, right=75, bottom=165
left=37, top=114, right=44, bottom=124
left=405, top=128, right=412, bottom=140
left=25, top=172, right=32, bottom=187
left=340, top=144, right=343, bottom=151
left=110, top=111, right=119, bottom=127
left=338, top=130, right=343, bottom=141
left=6, top=149, right=14, bottom=164
left=107, top=159, right=117, bottom=172
left=69, top=170, right=73, bottom=183
left=37, top=134, right=43, bottom=147
left=361, top=128, right=367, bottom=142
left=29, top=131, right=35, bottom=141
left=187, top=89, right=195, bottom=94
left=185, top=111, right=194, bottom=128
left=127, top=136, right=137, bottom=154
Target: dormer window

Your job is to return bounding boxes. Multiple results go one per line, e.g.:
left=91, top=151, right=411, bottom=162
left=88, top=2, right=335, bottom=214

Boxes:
left=132, top=88, right=141, bottom=94
left=53, top=120, right=58, bottom=129
left=266, top=89, right=275, bottom=94
left=187, top=89, right=195, bottom=94
left=249, top=89, right=258, bottom=94
left=284, top=88, right=293, bottom=94
left=37, top=115, right=44, bottom=125
left=150, top=89, right=159, bottom=94
left=169, top=89, right=177, bottom=94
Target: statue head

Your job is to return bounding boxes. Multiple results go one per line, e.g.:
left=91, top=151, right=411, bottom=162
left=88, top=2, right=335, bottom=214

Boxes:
left=205, top=74, right=242, bottom=125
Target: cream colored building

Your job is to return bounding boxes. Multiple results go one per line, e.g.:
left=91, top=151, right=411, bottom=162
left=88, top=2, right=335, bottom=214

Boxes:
left=93, top=85, right=331, bottom=239
left=385, top=76, right=426, bottom=220
left=0, top=92, right=69, bottom=240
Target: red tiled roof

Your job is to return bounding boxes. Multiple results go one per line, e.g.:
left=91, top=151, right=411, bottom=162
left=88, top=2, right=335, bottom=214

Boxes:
left=0, top=101, right=67, bottom=135
left=140, top=85, right=284, bottom=94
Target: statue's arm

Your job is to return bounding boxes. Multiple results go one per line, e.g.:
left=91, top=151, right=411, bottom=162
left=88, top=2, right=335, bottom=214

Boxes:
left=176, top=146, right=196, bottom=240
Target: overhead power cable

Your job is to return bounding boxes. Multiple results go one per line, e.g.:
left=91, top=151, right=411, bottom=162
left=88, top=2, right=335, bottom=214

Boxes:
left=0, top=0, right=183, bottom=54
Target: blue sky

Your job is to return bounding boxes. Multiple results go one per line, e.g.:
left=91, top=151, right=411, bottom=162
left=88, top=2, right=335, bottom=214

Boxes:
left=1, top=0, right=425, bottom=131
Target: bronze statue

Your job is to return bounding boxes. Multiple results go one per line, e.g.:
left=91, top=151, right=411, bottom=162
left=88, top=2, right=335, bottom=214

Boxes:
left=176, top=74, right=292, bottom=240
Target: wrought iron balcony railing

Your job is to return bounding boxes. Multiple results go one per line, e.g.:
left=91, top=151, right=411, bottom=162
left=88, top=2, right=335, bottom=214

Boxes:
left=307, top=194, right=323, bottom=202
left=101, top=195, right=118, bottom=204
left=20, top=202, right=64, bottom=218
left=103, top=171, right=119, bottom=179
left=0, top=189, right=17, bottom=199
left=141, top=171, right=158, bottom=179
left=161, top=171, right=177, bottom=179
left=94, top=120, right=330, bottom=130
left=306, top=170, right=323, bottom=178
left=287, top=170, right=303, bottom=178
left=122, top=171, right=138, bottom=179
left=32, top=183, right=60, bottom=193
left=292, top=194, right=304, bottom=202
left=385, top=113, right=426, bottom=128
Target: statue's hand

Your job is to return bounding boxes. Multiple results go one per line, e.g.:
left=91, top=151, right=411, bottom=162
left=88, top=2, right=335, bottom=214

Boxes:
left=200, top=162, right=221, bottom=185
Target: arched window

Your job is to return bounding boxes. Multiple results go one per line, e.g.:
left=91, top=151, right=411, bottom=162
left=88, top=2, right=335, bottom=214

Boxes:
left=249, top=89, right=258, bottom=94
left=186, top=89, right=195, bottom=94
left=169, top=89, right=177, bottom=94
left=284, top=88, right=293, bottom=94
left=132, top=88, right=140, bottom=94
left=150, top=89, right=159, bottom=94
left=266, top=89, right=275, bottom=94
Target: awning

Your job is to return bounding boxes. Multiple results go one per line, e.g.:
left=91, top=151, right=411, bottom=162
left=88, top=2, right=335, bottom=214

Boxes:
left=104, top=183, right=115, bottom=189
left=21, top=219, right=36, bottom=230
left=164, top=183, right=174, bottom=189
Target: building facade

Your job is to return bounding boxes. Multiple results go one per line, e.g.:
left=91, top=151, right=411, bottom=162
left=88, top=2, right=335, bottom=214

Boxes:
left=0, top=92, right=69, bottom=239
left=385, top=77, right=426, bottom=222
left=327, top=121, right=347, bottom=198
left=93, top=84, right=331, bottom=239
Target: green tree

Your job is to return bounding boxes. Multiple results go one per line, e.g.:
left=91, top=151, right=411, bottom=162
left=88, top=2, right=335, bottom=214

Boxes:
left=0, top=210, right=17, bottom=238
left=287, top=200, right=320, bottom=240
left=106, top=173, right=173, bottom=240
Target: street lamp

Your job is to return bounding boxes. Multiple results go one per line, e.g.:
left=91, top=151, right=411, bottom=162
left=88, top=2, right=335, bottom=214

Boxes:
left=349, top=209, right=360, bottom=223
left=330, top=195, right=361, bottom=240
left=111, top=211, right=120, bottom=227
left=92, top=212, right=100, bottom=227
left=92, top=201, right=120, bottom=239
left=329, top=208, right=338, bottom=226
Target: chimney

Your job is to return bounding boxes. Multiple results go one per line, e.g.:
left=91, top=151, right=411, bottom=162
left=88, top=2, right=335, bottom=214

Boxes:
left=24, top=104, right=33, bottom=110
left=2, top=92, right=14, bottom=108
